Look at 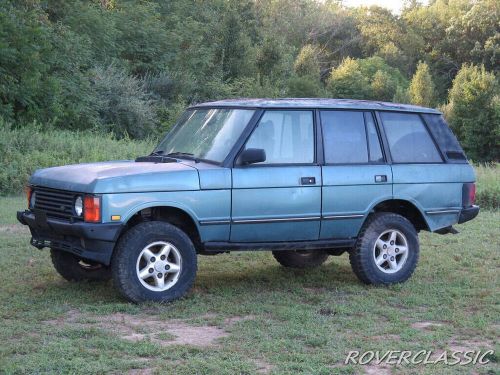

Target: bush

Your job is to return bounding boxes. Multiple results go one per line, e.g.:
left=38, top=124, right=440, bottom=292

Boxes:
left=92, top=65, right=159, bottom=139
left=0, top=122, right=155, bottom=195
left=286, top=76, right=324, bottom=97
left=475, top=163, right=499, bottom=210
left=326, top=56, right=408, bottom=101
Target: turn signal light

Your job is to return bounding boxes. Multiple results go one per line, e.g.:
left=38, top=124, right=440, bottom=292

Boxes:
left=25, top=186, right=32, bottom=208
left=84, top=195, right=101, bottom=223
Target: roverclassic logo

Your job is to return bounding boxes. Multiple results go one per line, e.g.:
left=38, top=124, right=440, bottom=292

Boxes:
left=345, top=350, right=494, bottom=366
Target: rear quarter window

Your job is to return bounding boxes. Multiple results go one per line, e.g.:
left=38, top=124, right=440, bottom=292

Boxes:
left=421, top=114, right=467, bottom=163
left=380, top=112, right=443, bottom=163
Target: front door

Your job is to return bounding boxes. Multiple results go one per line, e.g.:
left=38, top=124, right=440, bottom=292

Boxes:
left=319, top=110, right=393, bottom=239
left=230, top=110, right=321, bottom=242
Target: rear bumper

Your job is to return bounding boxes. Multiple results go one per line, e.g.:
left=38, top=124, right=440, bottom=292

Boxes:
left=17, top=210, right=123, bottom=265
left=458, top=205, right=480, bottom=224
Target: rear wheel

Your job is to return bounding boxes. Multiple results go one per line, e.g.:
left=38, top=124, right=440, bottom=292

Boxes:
left=50, top=249, right=111, bottom=282
left=111, top=221, right=197, bottom=303
left=272, top=250, right=329, bottom=269
left=349, top=212, right=419, bottom=285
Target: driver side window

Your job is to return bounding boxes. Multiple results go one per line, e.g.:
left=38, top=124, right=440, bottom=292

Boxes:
left=244, top=110, right=314, bottom=164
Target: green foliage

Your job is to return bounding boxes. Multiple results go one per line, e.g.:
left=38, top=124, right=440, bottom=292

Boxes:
left=0, top=2, right=82, bottom=125
left=294, top=45, right=321, bottom=78
left=474, top=163, right=500, bottom=210
left=327, top=58, right=370, bottom=99
left=0, top=121, right=154, bottom=195
left=92, top=65, right=158, bottom=139
left=444, top=64, right=499, bottom=162
left=286, top=76, right=324, bottom=98
left=327, top=56, right=408, bottom=101
left=409, top=61, right=435, bottom=107
left=0, top=0, right=498, bottom=161
left=392, top=86, right=411, bottom=104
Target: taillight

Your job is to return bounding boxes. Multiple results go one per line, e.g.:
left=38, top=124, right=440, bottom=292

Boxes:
left=84, top=195, right=101, bottom=223
left=462, top=183, right=476, bottom=207
left=25, top=186, right=32, bottom=209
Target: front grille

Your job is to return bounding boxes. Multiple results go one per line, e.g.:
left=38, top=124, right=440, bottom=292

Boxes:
left=33, top=187, right=79, bottom=221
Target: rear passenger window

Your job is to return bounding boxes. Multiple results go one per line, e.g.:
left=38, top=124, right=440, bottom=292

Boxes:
left=380, top=112, right=442, bottom=163
left=321, top=111, right=384, bottom=164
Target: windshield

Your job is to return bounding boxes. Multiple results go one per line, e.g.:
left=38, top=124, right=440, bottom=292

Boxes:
left=155, top=108, right=255, bottom=163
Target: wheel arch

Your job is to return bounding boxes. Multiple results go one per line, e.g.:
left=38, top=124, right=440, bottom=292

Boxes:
left=365, top=198, right=430, bottom=232
left=121, top=202, right=202, bottom=251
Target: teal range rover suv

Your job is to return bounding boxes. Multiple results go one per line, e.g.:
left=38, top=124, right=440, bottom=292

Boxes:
left=17, top=99, right=479, bottom=303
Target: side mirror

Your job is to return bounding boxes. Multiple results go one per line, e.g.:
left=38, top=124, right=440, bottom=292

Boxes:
left=238, top=148, right=266, bottom=165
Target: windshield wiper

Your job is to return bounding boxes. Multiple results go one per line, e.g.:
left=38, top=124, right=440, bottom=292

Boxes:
left=166, top=152, right=200, bottom=163
left=149, top=150, right=164, bottom=156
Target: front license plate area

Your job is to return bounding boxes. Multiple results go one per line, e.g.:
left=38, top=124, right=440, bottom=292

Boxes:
left=33, top=209, right=49, bottom=229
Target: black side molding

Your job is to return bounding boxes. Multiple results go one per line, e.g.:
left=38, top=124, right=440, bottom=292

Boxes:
left=203, top=239, right=356, bottom=252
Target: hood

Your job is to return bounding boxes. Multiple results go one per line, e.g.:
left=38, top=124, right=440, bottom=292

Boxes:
left=29, top=160, right=200, bottom=193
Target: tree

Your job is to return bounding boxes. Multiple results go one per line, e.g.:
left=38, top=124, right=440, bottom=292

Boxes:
left=326, top=56, right=408, bottom=101
left=409, top=61, right=435, bottom=107
left=444, top=64, right=499, bottom=161
left=326, top=58, right=370, bottom=99
left=358, top=56, right=408, bottom=101
left=286, top=76, right=323, bottom=97
left=371, top=70, right=395, bottom=102
left=294, top=44, right=321, bottom=78
left=256, top=38, right=287, bottom=84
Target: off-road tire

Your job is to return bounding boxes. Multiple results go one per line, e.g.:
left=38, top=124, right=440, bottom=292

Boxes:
left=349, top=212, right=419, bottom=285
left=111, top=221, right=197, bottom=303
left=50, top=249, right=111, bottom=282
left=272, top=250, right=329, bottom=269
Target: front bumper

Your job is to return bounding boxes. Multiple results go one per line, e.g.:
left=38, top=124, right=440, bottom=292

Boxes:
left=458, top=205, right=480, bottom=224
left=17, top=210, right=123, bottom=265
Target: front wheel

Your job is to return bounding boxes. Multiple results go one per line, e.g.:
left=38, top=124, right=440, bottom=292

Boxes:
left=111, top=221, right=197, bottom=303
left=50, top=249, right=111, bottom=282
left=349, top=212, right=419, bottom=285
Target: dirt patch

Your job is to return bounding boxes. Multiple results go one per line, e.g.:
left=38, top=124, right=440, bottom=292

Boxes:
left=410, top=321, right=445, bottom=331
left=126, top=369, right=154, bottom=375
left=364, top=364, right=392, bottom=375
left=447, top=337, right=493, bottom=352
left=0, top=224, right=29, bottom=234
left=224, top=315, right=255, bottom=325
left=253, top=358, right=274, bottom=374
left=96, top=312, right=228, bottom=347
left=44, top=310, right=256, bottom=348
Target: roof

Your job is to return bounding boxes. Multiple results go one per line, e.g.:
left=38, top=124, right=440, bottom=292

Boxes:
left=191, top=98, right=441, bottom=114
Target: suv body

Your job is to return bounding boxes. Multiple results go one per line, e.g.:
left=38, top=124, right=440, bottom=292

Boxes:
left=17, top=99, right=479, bottom=302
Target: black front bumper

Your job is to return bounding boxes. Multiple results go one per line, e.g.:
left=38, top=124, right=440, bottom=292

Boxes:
left=458, top=205, right=480, bottom=224
left=17, top=210, right=123, bottom=265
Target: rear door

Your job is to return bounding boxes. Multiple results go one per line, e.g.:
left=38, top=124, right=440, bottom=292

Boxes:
left=320, top=110, right=392, bottom=239
left=230, top=110, right=321, bottom=242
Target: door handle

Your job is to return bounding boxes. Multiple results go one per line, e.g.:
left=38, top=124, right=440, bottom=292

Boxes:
left=301, top=177, right=316, bottom=185
left=375, top=175, right=387, bottom=183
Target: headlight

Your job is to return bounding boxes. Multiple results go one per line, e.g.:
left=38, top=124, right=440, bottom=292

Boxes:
left=29, top=191, right=36, bottom=209
left=74, top=196, right=83, bottom=216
